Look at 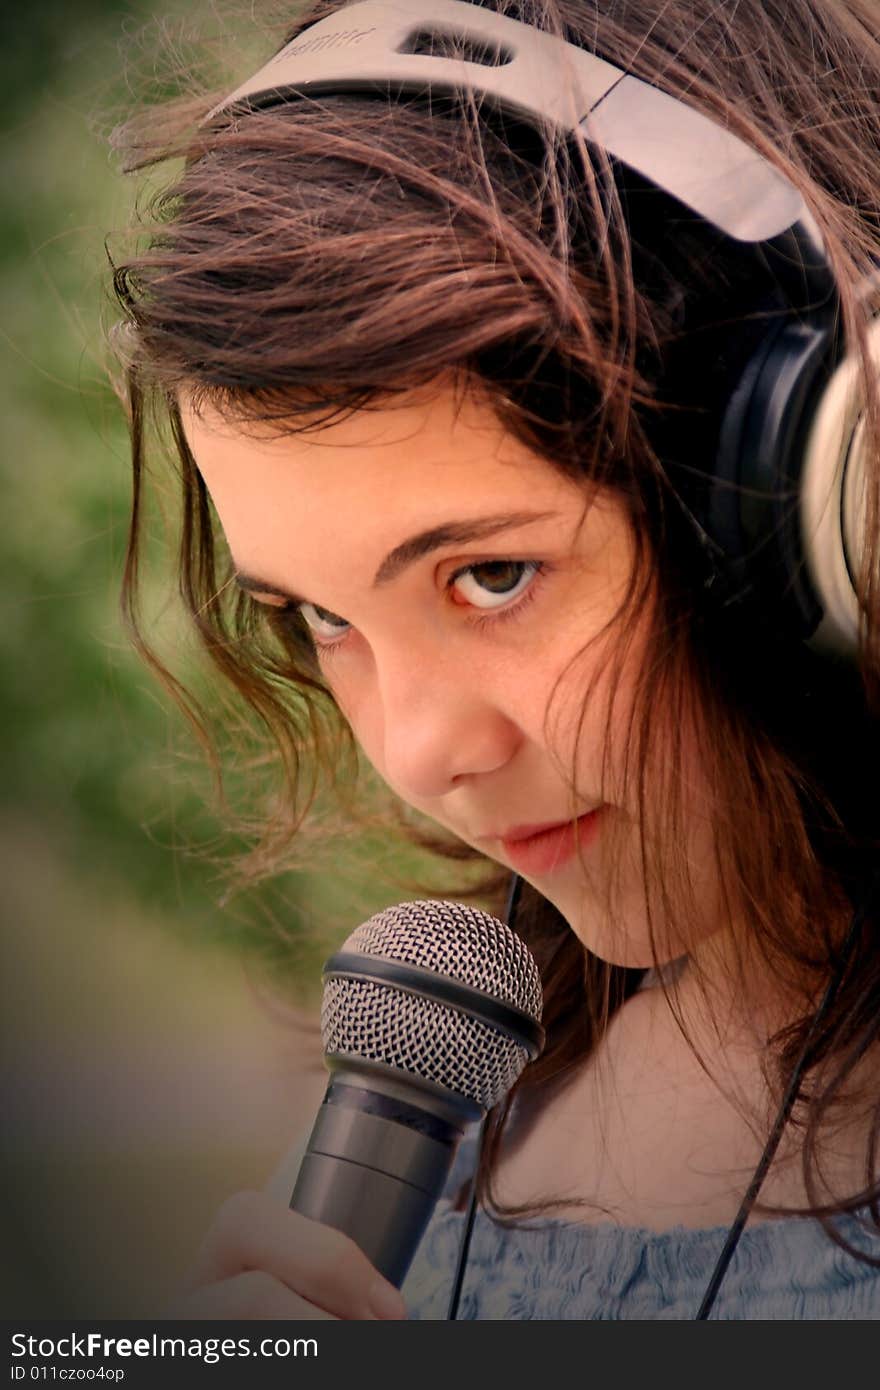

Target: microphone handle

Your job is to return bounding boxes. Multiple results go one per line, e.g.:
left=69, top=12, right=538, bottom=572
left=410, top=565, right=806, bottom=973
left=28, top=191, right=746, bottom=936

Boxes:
left=289, top=1080, right=465, bottom=1286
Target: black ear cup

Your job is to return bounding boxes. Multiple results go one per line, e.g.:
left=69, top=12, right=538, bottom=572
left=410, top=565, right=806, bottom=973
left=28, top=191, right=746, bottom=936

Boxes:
left=709, top=308, right=843, bottom=643
left=682, top=261, right=879, bottom=662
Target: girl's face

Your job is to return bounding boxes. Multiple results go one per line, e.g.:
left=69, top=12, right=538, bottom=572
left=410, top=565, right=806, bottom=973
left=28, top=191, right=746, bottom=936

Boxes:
left=181, top=379, right=715, bottom=967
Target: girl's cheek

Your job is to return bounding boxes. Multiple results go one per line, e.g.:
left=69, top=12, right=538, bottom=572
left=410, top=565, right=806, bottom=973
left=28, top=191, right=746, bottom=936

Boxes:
left=328, top=667, right=383, bottom=763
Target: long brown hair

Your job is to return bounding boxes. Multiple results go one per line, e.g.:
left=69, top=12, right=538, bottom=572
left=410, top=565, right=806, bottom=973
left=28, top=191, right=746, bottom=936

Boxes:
left=108, top=0, right=880, bottom=1251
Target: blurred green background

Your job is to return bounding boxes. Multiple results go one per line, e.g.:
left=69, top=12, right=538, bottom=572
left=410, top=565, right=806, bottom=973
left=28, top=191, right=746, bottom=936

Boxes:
left=0, top=0, right=479, bottom=1318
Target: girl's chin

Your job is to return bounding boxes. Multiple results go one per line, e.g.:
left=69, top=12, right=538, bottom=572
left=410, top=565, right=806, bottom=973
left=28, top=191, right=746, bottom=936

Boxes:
left=536, top=887, right=686, bottom=971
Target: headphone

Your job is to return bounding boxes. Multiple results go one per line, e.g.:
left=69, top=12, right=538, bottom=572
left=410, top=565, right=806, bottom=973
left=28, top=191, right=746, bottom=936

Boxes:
left=210, top=0, right=880, bottom=1317
left=212, top=0, right=880, bottom=662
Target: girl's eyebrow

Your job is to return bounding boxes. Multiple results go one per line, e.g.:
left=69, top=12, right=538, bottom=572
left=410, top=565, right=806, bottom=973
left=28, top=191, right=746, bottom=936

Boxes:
left=234, top=509, right=559, bottom=602
left=373, top=509, right=559, bottom=584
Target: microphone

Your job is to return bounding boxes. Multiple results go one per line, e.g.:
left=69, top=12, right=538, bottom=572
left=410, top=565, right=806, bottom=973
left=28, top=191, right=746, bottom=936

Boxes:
left=289, top=899, right=544, bottom=1286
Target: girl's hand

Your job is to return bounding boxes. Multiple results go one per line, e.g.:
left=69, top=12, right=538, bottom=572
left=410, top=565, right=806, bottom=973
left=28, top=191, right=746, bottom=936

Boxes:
left=167, top=1190, right=408, bottom=1321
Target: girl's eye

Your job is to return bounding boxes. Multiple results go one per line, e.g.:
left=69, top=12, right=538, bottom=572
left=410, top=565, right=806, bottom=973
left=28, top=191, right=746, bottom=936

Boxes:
left=450, top=559, right=541, bottom=609
left=298, top=601, right=351, bottom=641
left=289, top=558, right=543, bottom=651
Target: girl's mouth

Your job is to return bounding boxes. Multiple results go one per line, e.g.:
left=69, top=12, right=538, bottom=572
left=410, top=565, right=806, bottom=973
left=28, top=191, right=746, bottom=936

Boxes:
left=498, top=809, right=604, bottom=875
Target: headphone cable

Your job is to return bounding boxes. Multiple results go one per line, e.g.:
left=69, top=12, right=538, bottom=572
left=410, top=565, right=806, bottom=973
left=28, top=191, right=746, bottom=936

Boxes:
left=446, top=874, right=523, bottom=1320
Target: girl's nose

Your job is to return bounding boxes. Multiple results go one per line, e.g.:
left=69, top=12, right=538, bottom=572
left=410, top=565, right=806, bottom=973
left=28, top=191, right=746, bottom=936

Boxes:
left=376, top=651, right=521, bottom=802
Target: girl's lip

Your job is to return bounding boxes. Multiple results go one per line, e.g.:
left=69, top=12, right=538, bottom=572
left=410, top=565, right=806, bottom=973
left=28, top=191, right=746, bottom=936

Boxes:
left=498, top=809, right=604, bottom=875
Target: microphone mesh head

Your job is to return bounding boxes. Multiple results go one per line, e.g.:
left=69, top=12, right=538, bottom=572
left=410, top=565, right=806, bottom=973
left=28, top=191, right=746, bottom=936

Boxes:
left=321, top=899, right=543, bottom=1110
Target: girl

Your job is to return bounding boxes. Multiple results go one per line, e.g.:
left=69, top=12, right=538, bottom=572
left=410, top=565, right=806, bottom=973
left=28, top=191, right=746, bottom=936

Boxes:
left=110, top=0, right=880, bottom=1318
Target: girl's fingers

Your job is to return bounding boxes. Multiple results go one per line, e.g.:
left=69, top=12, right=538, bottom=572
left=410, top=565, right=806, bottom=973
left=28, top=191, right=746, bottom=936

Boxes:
left=181, top=1190, right=407, bottom=1321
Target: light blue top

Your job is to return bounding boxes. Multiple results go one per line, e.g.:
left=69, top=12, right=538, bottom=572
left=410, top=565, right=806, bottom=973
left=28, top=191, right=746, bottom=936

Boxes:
left=401, top=1131, right=880, bottom=1319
